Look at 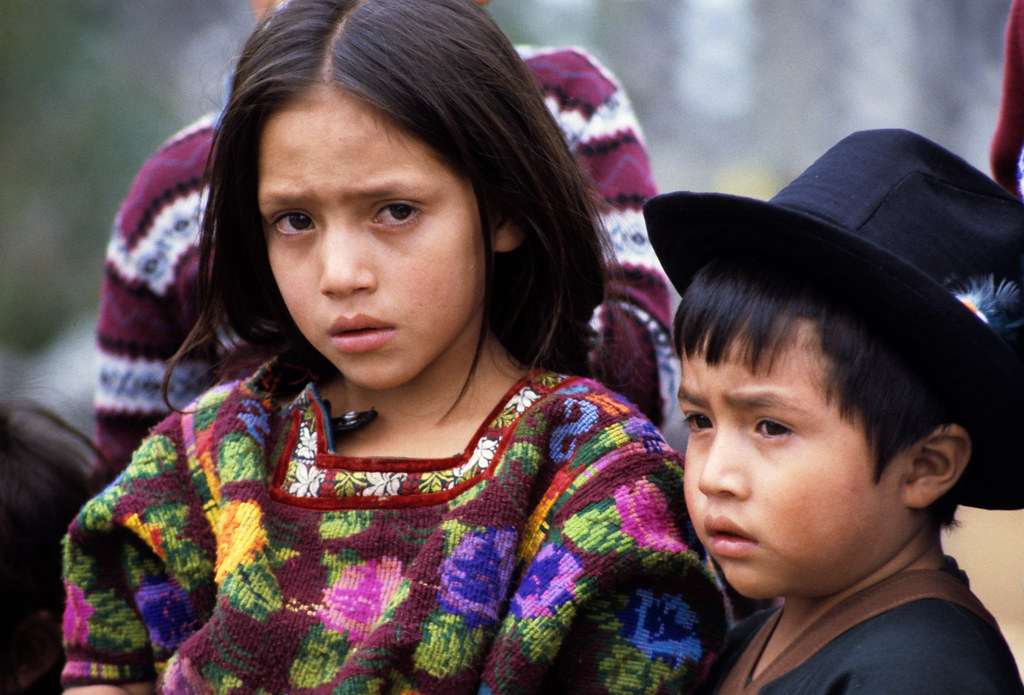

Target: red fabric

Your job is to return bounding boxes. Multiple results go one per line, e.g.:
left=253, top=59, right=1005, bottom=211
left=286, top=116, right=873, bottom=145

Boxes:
left=992, top=0, right=1024, bottom=195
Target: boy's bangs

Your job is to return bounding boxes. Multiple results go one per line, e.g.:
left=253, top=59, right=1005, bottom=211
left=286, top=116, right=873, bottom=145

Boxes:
left=675, top=256, right=812, bottom=375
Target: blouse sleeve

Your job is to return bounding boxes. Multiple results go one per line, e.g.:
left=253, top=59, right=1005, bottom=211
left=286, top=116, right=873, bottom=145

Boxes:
left=481, top=385, right=729, bottom=694
left=62, top=414, right=217, bottom=688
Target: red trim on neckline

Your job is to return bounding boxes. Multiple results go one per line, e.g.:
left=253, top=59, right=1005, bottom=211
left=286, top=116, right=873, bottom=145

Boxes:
left=270, top=370, right=571, bottom=510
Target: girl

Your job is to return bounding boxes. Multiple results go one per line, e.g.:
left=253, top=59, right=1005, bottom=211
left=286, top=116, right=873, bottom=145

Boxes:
left=93, top=0, right=674, bottom=483
left=62, top=1, right=727, bottom=693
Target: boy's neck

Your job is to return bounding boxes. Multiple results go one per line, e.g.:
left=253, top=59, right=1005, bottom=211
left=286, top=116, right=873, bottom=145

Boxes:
left=755, top=536, right=947, bottom=680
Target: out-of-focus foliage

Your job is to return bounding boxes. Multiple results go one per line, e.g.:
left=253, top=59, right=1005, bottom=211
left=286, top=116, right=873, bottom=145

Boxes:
left=0, top=0, right=185, bottom=351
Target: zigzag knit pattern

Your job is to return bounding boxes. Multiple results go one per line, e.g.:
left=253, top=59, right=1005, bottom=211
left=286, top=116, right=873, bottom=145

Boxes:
left=92, top=46, right=675, bottom=480
left=64, top=363, right=727, bottom=693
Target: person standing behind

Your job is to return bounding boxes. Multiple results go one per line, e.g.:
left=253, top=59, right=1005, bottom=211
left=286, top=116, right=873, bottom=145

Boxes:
left=92, top=0, right=673, bottom=482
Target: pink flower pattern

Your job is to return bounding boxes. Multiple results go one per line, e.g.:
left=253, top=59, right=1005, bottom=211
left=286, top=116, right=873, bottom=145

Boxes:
left=63, top=581, right=94, bottom=644
left=614, top=480, right=686, bottom=553
left=318, top=557, right=404, bottom=643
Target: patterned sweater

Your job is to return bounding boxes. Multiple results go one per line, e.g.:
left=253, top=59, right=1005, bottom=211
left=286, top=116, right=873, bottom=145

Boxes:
left=93, top=46, right=676, bottom=479
left=64, top=364, right=727, bottom=693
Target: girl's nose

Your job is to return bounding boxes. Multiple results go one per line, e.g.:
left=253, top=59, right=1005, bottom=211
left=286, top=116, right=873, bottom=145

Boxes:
left=318, top=227, right=376, bottom=297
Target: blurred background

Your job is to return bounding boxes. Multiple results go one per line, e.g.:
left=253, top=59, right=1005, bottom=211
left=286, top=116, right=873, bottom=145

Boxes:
left=1, top=0, right=1021, bottom=672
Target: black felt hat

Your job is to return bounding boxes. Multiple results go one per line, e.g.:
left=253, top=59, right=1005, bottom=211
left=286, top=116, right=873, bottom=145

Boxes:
left=646, top=129, right=1024, bottom=510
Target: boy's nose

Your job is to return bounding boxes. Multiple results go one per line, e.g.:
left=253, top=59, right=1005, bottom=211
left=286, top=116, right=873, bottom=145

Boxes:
left=697, top=436, right=749, bottom=500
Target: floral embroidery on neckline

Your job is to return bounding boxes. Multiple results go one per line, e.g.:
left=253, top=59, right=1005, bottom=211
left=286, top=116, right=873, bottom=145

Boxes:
left=274, top=373, right=566, bottom=505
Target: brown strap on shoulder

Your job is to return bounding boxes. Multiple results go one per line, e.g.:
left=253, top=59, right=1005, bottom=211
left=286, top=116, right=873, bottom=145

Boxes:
left=717, top=569, right=997, bottom=694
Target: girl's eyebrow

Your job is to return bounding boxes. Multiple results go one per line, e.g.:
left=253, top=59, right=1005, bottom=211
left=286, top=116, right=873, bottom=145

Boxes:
left=258, top=179, right=433, bottom=208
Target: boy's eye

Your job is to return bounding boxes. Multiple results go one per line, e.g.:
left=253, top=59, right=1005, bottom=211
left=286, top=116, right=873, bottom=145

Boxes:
left=685, top=413, right=713, bottom=431
left=757, top=420, right=789, bottom=436
left=274, top=213, right=314, bottom=235
left=376, top=203, right=417, bottom=224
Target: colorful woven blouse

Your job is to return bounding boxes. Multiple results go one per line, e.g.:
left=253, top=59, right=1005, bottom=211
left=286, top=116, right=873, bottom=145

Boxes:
left=63, top=363, right=727, bottom=693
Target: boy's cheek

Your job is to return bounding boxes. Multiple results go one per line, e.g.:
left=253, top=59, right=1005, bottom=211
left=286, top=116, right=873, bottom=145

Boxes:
left=682, top=467, right=707, bottom=529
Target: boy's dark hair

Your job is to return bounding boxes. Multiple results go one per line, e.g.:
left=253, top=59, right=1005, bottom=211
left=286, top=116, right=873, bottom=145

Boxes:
left=675, top=255, right=958, bottom=526
left=0, top=402, right=96, bottom=692
left=168, top=0, right=609, bottom=393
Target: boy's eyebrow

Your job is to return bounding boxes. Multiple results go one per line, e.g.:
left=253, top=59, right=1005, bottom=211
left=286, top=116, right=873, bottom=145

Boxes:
left=723, top=392, right=806, bottom=413
left=676, top=387, right=707, bottom=407
left=677, top=385, right=814, bottom=416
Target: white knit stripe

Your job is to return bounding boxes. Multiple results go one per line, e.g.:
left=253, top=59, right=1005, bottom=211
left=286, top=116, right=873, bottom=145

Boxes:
left=602, top=209, right=665, bottom=272
left=518, top=45, right=648, bottom=148
left=106, top=189, right=208, bottom=295
left=95, top=353, right=209, bottom=415
left=546, top=90, right=646, bottom=148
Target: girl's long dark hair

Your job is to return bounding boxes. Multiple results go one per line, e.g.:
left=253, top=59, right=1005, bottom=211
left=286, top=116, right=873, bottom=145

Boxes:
left=166, top=0, right=610, bottom=396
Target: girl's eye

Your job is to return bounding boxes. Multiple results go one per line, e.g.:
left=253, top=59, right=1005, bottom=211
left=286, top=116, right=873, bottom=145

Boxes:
left=273, top=213, right=314, bottom=235
left=376, top=204, right=417, bottom=224
left=757, top=420, right=790, bottom=437
left=684, top=413, right=713, bottom=432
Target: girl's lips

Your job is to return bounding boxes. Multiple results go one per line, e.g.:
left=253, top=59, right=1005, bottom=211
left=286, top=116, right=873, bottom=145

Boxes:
left=703, top=515, right=758, bottom=559
left=330, top=327, right=395, bottom=354
left=329, top=315, right=395, bottom=354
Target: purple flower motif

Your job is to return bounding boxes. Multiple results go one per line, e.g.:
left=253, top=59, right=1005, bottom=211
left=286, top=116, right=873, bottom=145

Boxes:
left=235, top=401, right=272, bottom=448
left=617, top=589, right=702, bottom=668
left=510, top=543, right=583, bottom=619
left=438, top=527, right=517, bottom=629
left=159, top=656, right=213, bottom=694
left=549, top=399, right=599, bottom=462
left=135, top=574, right=196, bottom=650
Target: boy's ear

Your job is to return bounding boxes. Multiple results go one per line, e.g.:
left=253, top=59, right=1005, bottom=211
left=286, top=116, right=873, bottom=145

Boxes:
left=901, top=423, right=972, bottom=509
left=492, top=215, right=526, bottom=253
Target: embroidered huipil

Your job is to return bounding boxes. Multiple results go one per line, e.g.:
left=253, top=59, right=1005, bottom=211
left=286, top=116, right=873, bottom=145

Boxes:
left=64, top=363, right=727, bottom=693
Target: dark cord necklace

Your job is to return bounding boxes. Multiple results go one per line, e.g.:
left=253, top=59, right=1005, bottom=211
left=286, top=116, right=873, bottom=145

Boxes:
left=323, top=400, right=378, bottom=435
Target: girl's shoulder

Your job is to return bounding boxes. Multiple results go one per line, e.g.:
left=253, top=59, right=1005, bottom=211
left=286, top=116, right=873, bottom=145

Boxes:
left=142, top=358, right=300, bottom=456
left=513, top=371, right=679, bottom=473
left=523, top=372, right=660, bottom=430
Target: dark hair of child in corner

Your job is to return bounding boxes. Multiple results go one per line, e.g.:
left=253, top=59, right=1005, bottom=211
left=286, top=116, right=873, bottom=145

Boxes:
left=0, top=402, right=98, bottom=694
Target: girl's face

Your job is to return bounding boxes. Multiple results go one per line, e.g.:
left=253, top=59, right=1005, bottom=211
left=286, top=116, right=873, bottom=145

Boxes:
left=258, top=87, right=521, bottom=409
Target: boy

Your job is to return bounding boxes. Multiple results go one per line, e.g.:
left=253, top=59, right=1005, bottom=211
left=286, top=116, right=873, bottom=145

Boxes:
left=646, top=128, right=1024, bottom=693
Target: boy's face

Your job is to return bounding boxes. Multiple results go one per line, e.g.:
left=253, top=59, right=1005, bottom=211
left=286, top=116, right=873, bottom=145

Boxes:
left=678, top=321, right=931, bottom=611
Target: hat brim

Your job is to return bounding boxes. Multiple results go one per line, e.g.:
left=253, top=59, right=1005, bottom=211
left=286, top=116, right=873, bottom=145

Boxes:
left=647, top=191, right=1024, bottom=510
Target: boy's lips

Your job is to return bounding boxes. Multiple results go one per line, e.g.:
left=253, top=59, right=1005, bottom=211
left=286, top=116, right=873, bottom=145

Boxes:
left=329, top=315, right=395, bottom=354
left=703, top=515, right=758, bottom=559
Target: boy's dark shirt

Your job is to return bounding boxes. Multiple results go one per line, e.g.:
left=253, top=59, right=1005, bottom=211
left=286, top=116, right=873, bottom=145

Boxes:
left=698, top=559, right=1024, bottom=694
